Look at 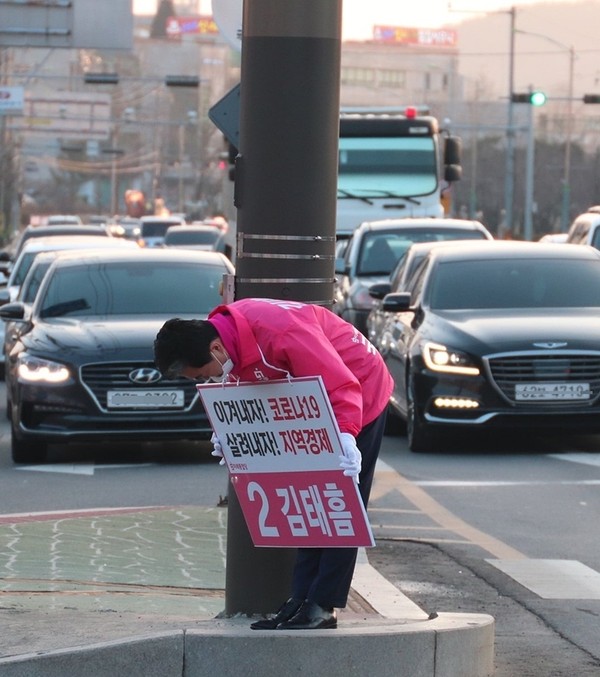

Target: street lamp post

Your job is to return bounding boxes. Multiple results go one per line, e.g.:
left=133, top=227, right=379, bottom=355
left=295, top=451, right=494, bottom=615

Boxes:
left=102, top=145, right=124, bottom=215
left=504, top=6, right=516, bottom=236
left=448, top=3, right=517, bottom=234
left=515, top=30, right=575, bottom=231
left=177, top=110, right=198, bottom=213
left=177, top=123, right=184, bottom=213
left=562, top=46, right=575, bottom=231
left=524, top=88, right=535, bottom=241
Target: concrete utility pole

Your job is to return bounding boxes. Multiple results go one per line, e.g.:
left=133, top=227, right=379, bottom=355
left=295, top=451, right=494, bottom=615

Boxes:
left=524, top=88, right=535, bottom=241
left=225, top=0, right=342, bottom=616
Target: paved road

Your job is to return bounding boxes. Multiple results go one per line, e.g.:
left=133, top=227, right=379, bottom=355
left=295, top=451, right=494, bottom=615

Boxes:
left=375, top=436, right=600, bottom=677
left=0, top=374, right=599, bottom=674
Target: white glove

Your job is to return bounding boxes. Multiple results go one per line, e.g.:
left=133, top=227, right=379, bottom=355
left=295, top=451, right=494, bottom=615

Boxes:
left=339, top=432, right=361, bottom=482
left=211, top=433, right=226, bottom=466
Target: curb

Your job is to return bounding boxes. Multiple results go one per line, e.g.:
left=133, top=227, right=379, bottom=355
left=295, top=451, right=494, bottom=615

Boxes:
left=0, top=614, right=495, bottom=677
left=0, top=551, right=495, bottom=677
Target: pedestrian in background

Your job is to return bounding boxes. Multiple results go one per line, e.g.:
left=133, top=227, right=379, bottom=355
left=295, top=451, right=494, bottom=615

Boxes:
left=153, top=298, right=393, bottom=630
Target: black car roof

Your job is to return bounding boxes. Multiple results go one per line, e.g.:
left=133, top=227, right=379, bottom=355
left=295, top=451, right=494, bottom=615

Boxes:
left=426, top=240, right=600, bottom=263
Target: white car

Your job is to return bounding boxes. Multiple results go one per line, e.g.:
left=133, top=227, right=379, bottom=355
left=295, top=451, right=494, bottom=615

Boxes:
left=46, top=214, right=83, bottom=226
left=138, top=215, right=186, bottom=248
left=1, top=235, right=138, bottom=304
left=334, top=217, right=494, bottom=336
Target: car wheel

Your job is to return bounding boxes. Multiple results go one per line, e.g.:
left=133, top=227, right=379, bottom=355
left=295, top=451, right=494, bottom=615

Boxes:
left=11, top=425, right=47, bottom=464
left=407, top=371, right=433, bottom=453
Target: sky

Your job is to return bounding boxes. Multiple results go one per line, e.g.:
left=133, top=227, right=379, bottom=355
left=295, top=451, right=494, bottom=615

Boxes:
left=132, top=0, right=577, bottom=41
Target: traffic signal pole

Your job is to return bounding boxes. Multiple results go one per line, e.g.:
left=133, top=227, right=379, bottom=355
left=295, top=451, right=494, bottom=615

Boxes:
left=224, top=0, right=342, bottom=616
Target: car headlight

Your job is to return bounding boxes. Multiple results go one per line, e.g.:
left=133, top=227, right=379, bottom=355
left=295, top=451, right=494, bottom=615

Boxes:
left=422, top=341, right=480, bottom=376
left=17, top=354, right=71, bottom=383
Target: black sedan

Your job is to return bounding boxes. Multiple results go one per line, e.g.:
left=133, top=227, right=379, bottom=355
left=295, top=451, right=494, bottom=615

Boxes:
left=375, top=241, right=600, bottom=452
left=367, top=239, right=490, bottom=349
left=0, top=248, right=234, bottom=463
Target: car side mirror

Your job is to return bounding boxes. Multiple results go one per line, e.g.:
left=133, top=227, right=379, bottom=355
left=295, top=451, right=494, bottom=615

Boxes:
left=382, top=292, right=413, bottom=313
left=0, top=301, right=26, bottom=322
left=368, top=282, right=391, bottom=300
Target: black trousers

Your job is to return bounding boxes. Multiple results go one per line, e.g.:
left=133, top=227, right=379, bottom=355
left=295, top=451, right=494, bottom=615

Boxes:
left=290, top=408, right=387, bottom=608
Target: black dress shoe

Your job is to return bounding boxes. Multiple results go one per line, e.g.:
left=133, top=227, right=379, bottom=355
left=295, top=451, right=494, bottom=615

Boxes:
left=276, top=601, right=337, bottom=630
left=250, top=597, right=304, bottom=630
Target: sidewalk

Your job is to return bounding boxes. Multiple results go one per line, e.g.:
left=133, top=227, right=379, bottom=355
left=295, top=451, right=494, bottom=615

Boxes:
left=0, top=505, right=494, bottom=676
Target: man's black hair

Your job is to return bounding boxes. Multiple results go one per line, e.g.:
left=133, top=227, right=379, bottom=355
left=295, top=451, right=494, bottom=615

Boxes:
left=154, top=318, right=219, bottom=379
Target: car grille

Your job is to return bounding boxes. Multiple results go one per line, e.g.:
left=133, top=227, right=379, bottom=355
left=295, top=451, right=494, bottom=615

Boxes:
left=488, top=352, right=600, bottom=404
left=81, top=361, right=199, bottom=412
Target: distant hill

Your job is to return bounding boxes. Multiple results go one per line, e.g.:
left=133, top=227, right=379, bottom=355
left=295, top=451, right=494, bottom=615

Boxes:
left=456, top=1, right=600, bottom=101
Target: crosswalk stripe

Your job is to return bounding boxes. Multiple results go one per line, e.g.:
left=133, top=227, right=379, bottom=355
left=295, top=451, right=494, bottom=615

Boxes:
left=486, top=559, right=600, bottom=599
left=414, top=480, right=600, bottom=487
left=549, top=453, right=600, bottom=467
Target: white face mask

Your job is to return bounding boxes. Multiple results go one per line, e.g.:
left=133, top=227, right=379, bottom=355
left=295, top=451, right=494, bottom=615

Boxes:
left=209, top=351, right=234, bottom=382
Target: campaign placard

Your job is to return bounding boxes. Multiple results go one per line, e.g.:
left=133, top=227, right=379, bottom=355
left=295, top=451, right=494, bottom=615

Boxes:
left=197, top=377, right=374, bottom=548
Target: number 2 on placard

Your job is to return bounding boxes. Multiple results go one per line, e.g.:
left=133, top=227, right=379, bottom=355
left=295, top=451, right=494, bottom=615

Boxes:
left=247, top=481, right=279, bottom=537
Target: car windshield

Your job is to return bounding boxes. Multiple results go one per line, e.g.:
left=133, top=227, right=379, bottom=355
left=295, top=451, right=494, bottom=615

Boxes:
left=38, top=261, right=226, bottom=318
left=142, top=222, right=177, bottom=238
left=166, top=230, right=219, bottom=245
left=357, top=229, right=489, bottom=276
left=429, top=259, right=600, bottom=309
left=338, top=137, right=437, bottom=198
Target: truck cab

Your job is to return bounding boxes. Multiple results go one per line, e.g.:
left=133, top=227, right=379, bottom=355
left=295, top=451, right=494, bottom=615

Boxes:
left=337, top=107, right=461, bottom=239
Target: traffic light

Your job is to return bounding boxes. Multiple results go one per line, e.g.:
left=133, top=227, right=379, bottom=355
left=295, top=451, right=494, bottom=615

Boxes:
left=164, top=75, right=199, bottom=87
left=583, top=94, right=600, bottom=104
left=227, top=142, right=238, bottom=182
left=218, top=138, right=238, bottom=181
left=84, top=73, right=199, bottom=87
left=511, top=91, right=547, bottom=106
left=84, top=73, right=119, bottom=85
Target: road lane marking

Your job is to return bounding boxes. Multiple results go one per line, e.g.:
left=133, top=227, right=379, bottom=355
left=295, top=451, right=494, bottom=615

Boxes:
left=487, top=559, right=600, bottom=599
left=414, top=480, right=600, bottom=487
left=374, top=461, right=600, bottom=600
left=369, top=507, right=422, bottom=514
left=15, top=463, right=154, bottom=475
left=374, top=460, right=526, bottom=560
left=16, top=464, right=96, bottom=475
left=548, top=453, right=600, bottom=468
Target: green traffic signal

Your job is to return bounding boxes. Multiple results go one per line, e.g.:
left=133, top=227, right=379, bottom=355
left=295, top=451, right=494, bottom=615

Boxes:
left=511, top=91, right=547, bottom=105
left=530, top=91, right=547, bottom=106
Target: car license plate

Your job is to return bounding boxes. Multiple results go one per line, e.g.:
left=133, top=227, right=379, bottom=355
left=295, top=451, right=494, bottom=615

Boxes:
left=107, top=390, right=184, bottom=409
left=514, top=383, right=590, bottom=401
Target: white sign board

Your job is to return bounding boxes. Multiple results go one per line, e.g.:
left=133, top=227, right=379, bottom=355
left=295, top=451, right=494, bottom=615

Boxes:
left=197, top=377, right=374, bottom=548
left=0, top=87, right=24, bottom=116
left=0, top=0, right=132, bottom=50
left=9, top=92, right=111, bottom=140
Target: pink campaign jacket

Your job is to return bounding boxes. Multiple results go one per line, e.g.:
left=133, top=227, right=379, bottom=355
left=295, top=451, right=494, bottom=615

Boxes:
left=208, top=298, right=393, bottom=437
